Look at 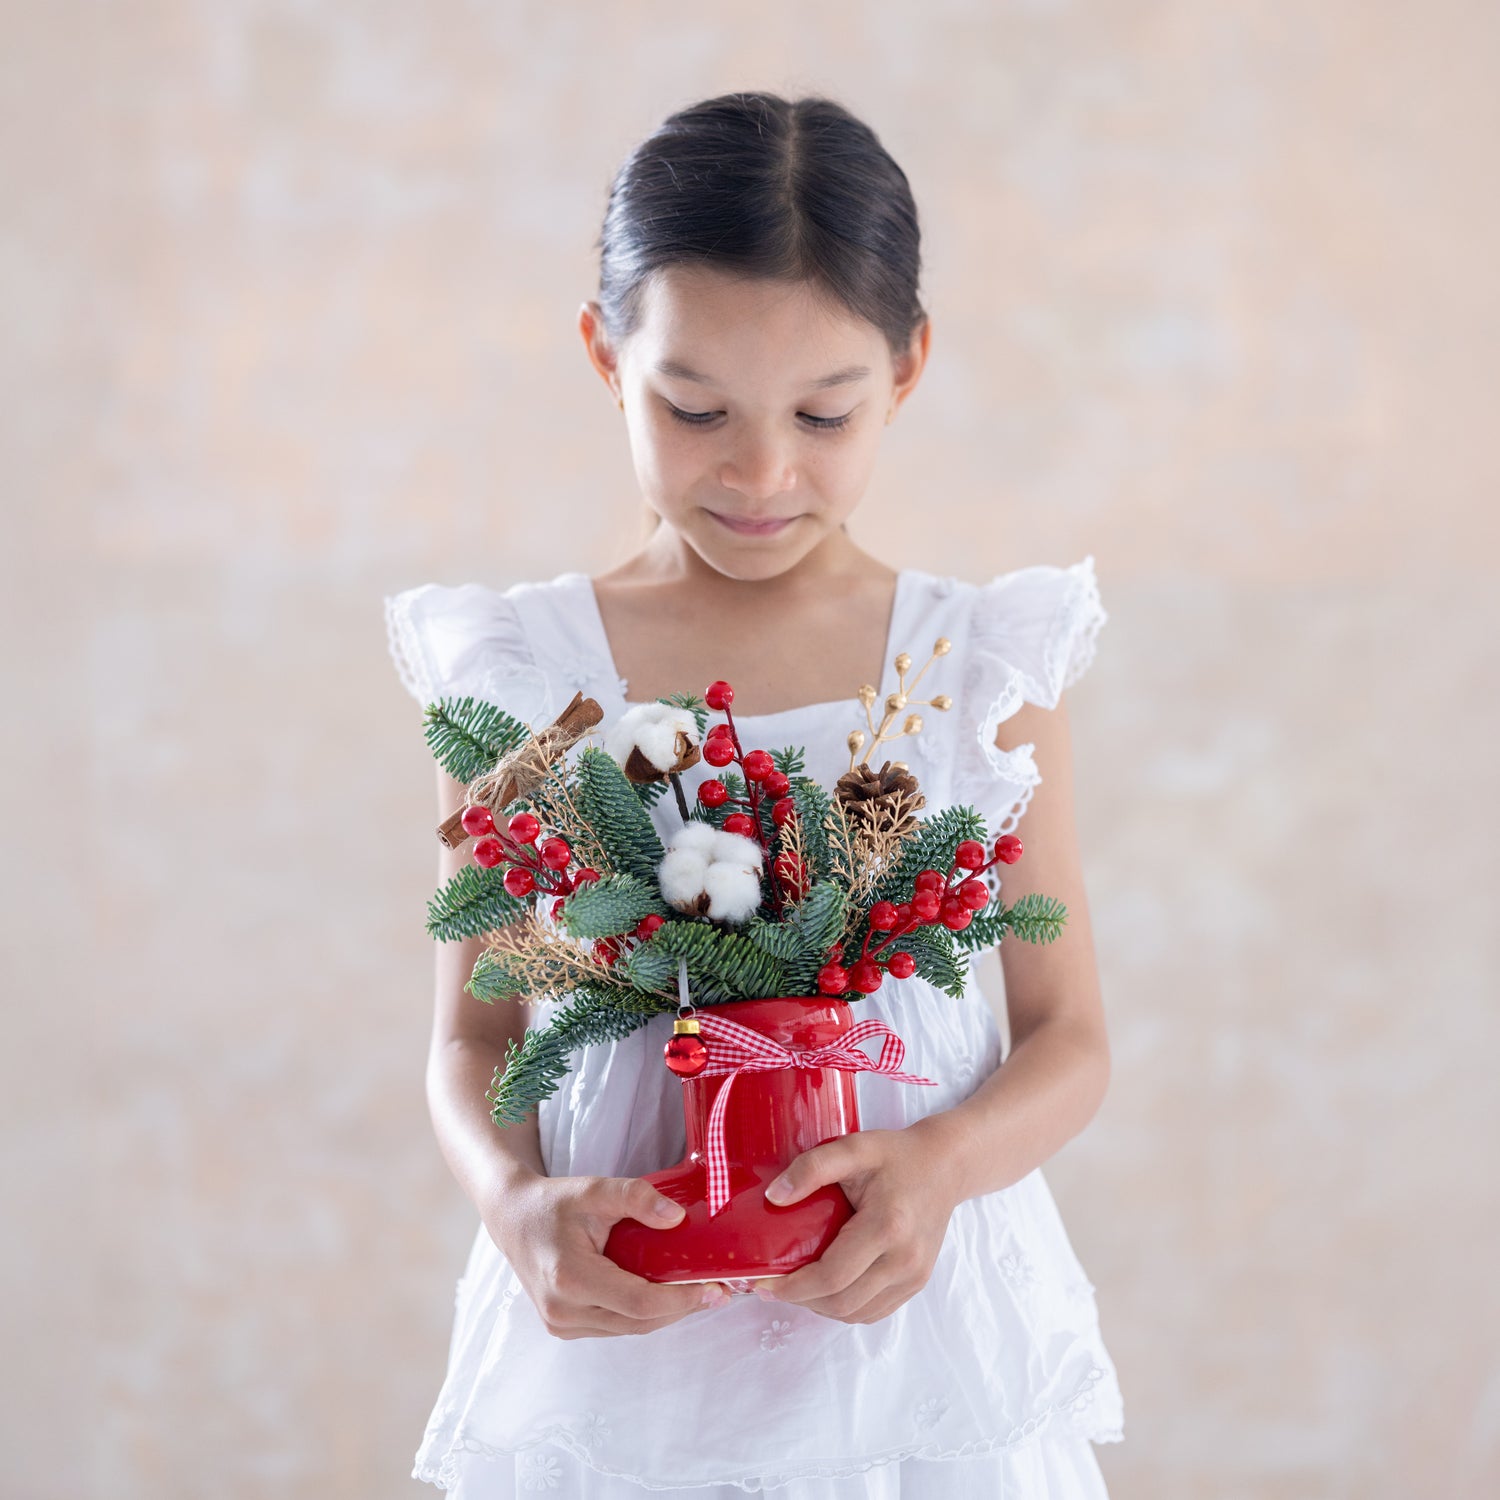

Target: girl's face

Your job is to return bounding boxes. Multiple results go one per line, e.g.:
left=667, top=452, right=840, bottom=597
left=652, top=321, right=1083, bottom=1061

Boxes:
left=580, top=265, right=928, bottom=582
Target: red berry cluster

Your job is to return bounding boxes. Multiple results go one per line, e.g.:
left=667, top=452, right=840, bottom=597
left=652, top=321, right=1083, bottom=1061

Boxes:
left=697, top=680, right=805, bottom=909
left=815, top=833, right=1024, bottom=996
left=463, top=805, right=600, bottom=901
left=589, top=911, right=664, bottom=969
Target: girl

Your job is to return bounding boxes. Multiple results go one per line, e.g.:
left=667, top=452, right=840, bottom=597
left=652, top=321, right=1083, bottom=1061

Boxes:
left=385, top=91, right=1123, bottom=1497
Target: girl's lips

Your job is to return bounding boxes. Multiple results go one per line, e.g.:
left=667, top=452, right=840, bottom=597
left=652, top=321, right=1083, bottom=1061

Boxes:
left=707, top=510, right=797, bottom=536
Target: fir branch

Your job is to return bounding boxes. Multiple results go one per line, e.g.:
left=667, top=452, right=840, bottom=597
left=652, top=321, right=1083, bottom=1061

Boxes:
left=770, top=745, right=806, bottom=777
left=888, top=922, right=970, bottom=999
left=560, top=874, right=669, bottom=940
left=623, top=920, right=790, bottom=1003
left=659, top=691, right=709, bottom=739
left=487, top=986, right=665, bottom=1127
left=786, top=775, right=834, bottom=881
left=422, top=696, right=533, bottom=784
left=575, top=746, right=666, bottom=882
left=777, top=880, right=848, bottom=993
left=946, top=892, right=1070, bottom=951
left=425, top=864, right=531, bottom=943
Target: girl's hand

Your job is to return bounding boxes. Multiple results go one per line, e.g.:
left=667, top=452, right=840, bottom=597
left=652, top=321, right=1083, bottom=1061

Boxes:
left=748, top=1121, right=961, bottom=1324
left=484, top=1171, right=731, bottom=1339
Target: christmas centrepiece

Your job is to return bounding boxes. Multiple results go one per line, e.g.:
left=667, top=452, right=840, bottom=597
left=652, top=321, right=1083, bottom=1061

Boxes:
left=416, top=640, right=1067, bottom=1288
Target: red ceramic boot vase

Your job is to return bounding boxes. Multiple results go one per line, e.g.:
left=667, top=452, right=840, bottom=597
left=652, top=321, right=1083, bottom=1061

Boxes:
left=603, top=996, right=860, bottom=1288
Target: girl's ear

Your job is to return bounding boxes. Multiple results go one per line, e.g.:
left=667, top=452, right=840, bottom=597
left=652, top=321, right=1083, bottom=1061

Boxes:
left=888, top=317, right=932, bottom=420
left=578, top=300, right=622, bottom=400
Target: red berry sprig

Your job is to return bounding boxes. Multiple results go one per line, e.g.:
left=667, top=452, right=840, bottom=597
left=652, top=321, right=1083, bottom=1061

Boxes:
left=695, top=680, right=802, bottom=918
left=467, top=805, right=601, bottom=904
left=817, top=833, right=1025, bottom=995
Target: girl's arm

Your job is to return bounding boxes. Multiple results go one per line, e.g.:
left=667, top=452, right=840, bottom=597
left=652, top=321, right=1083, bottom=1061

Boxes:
left=914, top=691, right=1112, bottom=1201
left=425, top=765, right=546, bottom=1209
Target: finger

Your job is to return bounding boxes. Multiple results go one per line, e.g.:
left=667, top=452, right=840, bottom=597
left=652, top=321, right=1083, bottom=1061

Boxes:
left=759, top=1214, right=887, bottom=1305
left=572, top=1254, right=728, bottom=1324
left=583, top=1175, right=690, bottom=1234
left=547, top=1299, right=717, bottom=1339
left=800, top=1253, right=903, bottom=1321
left=764, top=1136, right=865, bottom=1207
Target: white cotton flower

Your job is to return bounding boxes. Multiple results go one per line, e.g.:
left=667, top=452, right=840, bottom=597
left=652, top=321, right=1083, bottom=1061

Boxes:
left=604, top=703, right=702, bottom=783
left=657, top=824, right=764, bottom=923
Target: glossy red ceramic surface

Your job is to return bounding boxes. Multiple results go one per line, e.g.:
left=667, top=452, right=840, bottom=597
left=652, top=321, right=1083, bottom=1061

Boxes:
left=603, top=997, right=860, bottom=1284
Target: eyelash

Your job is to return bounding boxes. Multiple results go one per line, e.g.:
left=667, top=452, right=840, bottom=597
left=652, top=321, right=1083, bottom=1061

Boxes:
left=665, top=402, right=854, bottom=432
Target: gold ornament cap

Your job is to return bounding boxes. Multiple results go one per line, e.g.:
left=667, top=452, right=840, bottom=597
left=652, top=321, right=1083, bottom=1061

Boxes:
left=672, top=1016, right=701, bottom=1035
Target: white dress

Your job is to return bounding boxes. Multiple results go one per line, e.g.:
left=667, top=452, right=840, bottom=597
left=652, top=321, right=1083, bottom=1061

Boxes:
left=383, top=559, right=1124, bottom=1496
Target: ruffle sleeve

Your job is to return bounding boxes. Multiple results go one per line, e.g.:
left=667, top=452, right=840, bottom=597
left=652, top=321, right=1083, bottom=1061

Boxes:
left=382, top=582, right=553, bottom=727
left=954, top=556, right=1106, bottom=836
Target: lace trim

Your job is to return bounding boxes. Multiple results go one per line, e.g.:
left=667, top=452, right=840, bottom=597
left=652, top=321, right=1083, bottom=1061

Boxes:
left=384, top=590, right=435, bottom=705
left=413, top=1361, right=1121, bottom=1492
left=971, top=556, right=1106, bottom=836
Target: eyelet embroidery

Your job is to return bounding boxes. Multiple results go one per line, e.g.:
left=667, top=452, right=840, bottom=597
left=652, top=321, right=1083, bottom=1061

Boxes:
left=760, top=1318, right=794, bottom=1351
left=573, top=1410, right=611, bottom=1448
left=914, top=1395, right=951, bottom=1430
left=1000, top=1248, right=1041, bottom=1294
left=518, top=1448, right=563, bottom=1489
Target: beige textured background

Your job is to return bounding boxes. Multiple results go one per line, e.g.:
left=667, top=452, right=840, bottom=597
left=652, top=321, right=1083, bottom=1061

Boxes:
left=6, top=3, right=1497, bottom=1497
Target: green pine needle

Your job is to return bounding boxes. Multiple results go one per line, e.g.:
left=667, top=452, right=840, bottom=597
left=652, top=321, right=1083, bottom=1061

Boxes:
left=422, top=695, right=531, bottom=784
left=425, top=864, right=531, bottom=943
left=560, top=874, right=669, bottom=939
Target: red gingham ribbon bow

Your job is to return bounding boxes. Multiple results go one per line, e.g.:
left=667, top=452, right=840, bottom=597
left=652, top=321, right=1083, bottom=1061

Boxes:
left=692, top=1012, right=937, bottom=1217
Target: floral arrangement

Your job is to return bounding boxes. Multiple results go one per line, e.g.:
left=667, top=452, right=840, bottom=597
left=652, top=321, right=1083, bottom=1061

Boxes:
left=418, top=641, right=1067, bottom=1129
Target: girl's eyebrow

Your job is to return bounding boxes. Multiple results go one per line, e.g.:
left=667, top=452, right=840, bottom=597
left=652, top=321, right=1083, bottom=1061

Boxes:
left=653, top=359, right=872, bottom=390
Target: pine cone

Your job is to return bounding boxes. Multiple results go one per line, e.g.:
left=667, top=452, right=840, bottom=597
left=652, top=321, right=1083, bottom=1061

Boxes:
left=834, top=760, right=925, bottom=835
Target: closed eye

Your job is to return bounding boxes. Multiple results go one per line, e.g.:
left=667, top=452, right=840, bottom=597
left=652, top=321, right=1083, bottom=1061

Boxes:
left=665, top=401, right=854, bottom=432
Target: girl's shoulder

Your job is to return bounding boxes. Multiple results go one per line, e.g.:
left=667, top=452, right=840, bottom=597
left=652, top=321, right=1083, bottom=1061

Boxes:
left=902, top=554, right=1106, bottom=708
left=383, top=571, right=620, bottom=717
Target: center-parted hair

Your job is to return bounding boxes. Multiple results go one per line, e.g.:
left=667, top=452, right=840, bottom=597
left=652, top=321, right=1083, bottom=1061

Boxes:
left=595, top=92, right=927, bottom=361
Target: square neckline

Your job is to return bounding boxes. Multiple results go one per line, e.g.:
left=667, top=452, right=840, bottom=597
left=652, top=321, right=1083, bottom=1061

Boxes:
left=568, top=567, right=914, bottom=722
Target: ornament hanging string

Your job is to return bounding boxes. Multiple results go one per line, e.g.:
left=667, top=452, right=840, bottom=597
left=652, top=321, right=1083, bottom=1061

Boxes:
left=692, top=1013, right=937, bottom=1216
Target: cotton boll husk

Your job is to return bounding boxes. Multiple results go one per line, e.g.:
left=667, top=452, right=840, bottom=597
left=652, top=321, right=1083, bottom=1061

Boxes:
left=702, top=862, right=763, bottom=924
left=604, top=703, right=699, bottom=774
left=711, top=829, right=764, bottom=870
left=658, top=848, right=710, bottom=906
left=668, top=821, right=717, bottom=855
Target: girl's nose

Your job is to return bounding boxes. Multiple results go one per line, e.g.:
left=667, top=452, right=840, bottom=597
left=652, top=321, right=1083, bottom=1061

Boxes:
left=720, top=437, right=795, bottom=501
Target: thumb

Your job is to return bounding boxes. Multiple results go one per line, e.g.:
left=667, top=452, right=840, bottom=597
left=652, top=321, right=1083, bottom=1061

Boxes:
left=624, top=1177, right=686, bottom=1230
left=764, top=1140, right=852, bottom=1206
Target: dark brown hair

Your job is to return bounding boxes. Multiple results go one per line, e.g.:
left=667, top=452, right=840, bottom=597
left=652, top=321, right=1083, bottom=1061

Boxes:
left=595, top=91, right=927, bottom=362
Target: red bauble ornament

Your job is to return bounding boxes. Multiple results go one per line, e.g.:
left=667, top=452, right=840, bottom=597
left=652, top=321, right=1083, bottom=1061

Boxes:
left=703, top=737, right=736, bottom=767
left=910, top=889, right=941, bottom=922
left=994, top=834, right=1024, bottom=865
left=704, top=681, right=734, bottom=711
left=664, top=1027, right=709, bottom=1077
left=507, top=812, right=540, bottom=844
left=762, top=769, right=791, bottom=798
left=887, top=951, right=916, bottom=979
left=741, top=749, right=774, bottom=782
left=959, top=877, right=990, bottom=911
left=461, top=805, right=495, bottom=838
left=771, top=796, right=798, bottom=828
left=955, top=839, right=987, bottom=871
left=573, top=867, right=601, bottom=885
left=869, top=900, right=898, bottom=931
left=914, top=868, right=945, bottom=894
left=472, top=836, right=504, bottom=868
left=503, top=866, right=536, bottom=897
left=698, top=778, right=729, bottom=808
left=816, top=962, right=849, bottom=995
left=848, top=959, right=884, bottom=994
left=540, top=836, right=572, bottom=870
